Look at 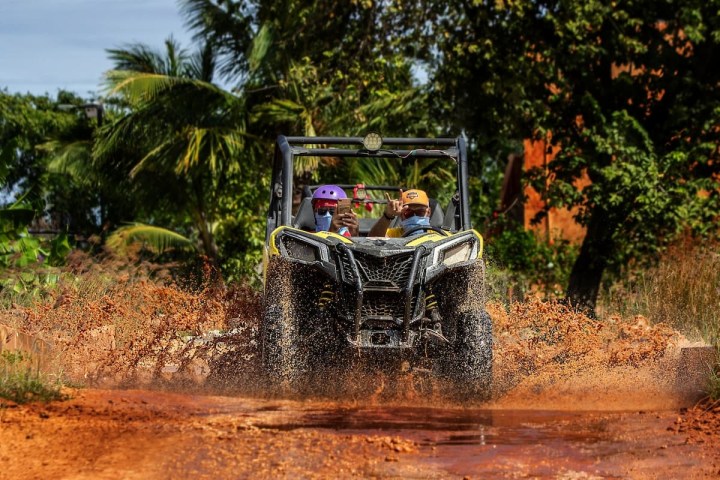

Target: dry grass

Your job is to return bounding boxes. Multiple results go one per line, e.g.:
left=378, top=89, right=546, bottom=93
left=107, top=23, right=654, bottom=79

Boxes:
left=599, top=238, right=720, bottom=345
left=0, top=252, right=262, bottom=391
left=1, top=246, right=715, bottom=404
left=598, top=238, right=720, bottom=401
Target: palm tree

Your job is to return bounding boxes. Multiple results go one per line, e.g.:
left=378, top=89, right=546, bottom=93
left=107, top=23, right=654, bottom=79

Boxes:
left=180, top=1, right=447, bottom=198
left=95, top=38, right=257, bottom=264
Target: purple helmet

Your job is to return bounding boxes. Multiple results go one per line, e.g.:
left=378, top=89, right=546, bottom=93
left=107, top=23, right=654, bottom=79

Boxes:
left=312, top=185, right=347, bottom=203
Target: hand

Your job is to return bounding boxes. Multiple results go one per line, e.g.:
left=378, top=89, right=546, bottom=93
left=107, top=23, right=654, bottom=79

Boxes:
left=331, top=211, right=359, bottom=236
left=383, top=191, right=403, bottom=220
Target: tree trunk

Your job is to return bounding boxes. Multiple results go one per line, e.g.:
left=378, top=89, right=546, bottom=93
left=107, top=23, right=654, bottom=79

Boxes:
left=191, top=177, right=219, bottom=268
left=565, top=210, right=613, bottom=316
left=196, top=212, right=219, bottom=263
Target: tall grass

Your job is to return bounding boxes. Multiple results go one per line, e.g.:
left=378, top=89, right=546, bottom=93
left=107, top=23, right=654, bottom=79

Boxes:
left=599, top=238, right=720, bottom=345
left=0, top=350, right=65, bottom=404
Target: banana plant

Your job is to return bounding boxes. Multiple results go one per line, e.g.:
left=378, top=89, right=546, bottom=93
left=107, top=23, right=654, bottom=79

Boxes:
left=0, top=202, right=71, bottom=295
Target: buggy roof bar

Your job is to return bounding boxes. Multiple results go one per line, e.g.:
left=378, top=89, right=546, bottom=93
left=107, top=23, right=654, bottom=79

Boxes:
left=285, top=136, right=457, bottom=146
left=281, top=137, right=459, bottom=160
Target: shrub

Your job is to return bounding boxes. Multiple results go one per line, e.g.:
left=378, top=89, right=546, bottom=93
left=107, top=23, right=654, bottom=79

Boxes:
left=484, top=221, right=577, bottom=303
left=0, top=350, right=65, bottom=404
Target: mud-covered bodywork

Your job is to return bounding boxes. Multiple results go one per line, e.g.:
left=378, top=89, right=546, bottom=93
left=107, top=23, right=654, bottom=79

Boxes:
left=267, top=227, right=483, bottom=350
left=262, top=135, right=492, bottom=397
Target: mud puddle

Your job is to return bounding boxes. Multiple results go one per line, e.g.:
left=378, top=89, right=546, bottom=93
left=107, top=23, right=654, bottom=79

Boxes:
left=4, top=388, right=717, bottom=479
left=195, top=398, right=716, bottom=478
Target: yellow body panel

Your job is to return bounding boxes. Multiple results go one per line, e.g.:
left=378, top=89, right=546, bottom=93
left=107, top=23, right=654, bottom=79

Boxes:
left=263, top=226, right=484, bottom=284
left=267, top=226, right=351, bottom=258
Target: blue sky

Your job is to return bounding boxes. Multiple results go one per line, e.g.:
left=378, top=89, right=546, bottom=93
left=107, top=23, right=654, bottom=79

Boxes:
left=0, top=0, right=194, bottom=98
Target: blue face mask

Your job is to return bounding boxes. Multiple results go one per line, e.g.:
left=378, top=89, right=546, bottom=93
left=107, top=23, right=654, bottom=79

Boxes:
left=315, top=211, right=332, bottom=232
left=401, top=215, right=430, bottom=235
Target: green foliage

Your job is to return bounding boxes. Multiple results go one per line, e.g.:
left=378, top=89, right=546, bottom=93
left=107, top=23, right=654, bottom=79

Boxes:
left=6, top=0, right=720, bottom=298
left=485, top=219, right=577, bottom=301
left=98, top=38, right=260, bottom=264
left=0, top=350, right=65, bottom=404
left=0, top=203, right=71, bottom=295
left=529, top=110, right=704, bottom=273
left=93, top=2, right=437, bottom=277
left=0, top=90, right=103, bottom=226
left=423, top=0, right=720, bottom=311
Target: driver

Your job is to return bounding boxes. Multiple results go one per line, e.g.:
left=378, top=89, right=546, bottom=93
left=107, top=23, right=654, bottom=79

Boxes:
left=369, top=189, right=431, bottom=237
left=311, top=185, right=359, bottom=237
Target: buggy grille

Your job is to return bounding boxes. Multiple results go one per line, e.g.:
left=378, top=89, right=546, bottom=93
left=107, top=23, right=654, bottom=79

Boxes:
left=339, top=251, right=415, bottom=289
left=361, top=292, right=405, bottom=320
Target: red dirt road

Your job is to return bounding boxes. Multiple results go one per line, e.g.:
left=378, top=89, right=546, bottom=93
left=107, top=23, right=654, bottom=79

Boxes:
left=2, top=388, right=719, bottom=479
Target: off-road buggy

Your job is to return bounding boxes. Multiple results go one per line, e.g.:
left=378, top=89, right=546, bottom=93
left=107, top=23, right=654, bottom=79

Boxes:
left=262, top=134, right=492, bottom=397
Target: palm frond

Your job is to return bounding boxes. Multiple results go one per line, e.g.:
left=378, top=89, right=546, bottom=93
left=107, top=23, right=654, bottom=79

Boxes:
left=106, top=223, right=194, bottom=254
left=129, top=139, right=176, bottom=177
left=41, top=140, right=95, bottom=184
left=186, top=42, right=217, bottom=82
left=107, top=37, right=189, bottom=76
left=249, top=23, right=273, bottom=74
left=107, top=44, right=166, bottom=74
left=105, top=70, right=234, bottom=105
left=105, top=71, right=185, bottom=104
left=179, top=0, right=254, bottom=82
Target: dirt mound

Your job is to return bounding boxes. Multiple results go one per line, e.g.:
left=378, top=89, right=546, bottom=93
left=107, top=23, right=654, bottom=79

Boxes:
left=1, top=261, right=262, bottom=392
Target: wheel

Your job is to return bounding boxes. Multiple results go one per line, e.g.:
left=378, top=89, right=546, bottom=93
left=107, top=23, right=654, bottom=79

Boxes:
left=439, top=310, right=493, bottom=401
left=261, top=302, right=304, bottom=390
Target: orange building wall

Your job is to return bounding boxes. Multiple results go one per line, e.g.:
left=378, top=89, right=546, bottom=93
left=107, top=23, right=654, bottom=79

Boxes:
left=523, top=139, right=587, bottom=244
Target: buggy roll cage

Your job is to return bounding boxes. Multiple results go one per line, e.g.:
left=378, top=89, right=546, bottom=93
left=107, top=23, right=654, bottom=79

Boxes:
left=267, top=135, right=472, bottom=239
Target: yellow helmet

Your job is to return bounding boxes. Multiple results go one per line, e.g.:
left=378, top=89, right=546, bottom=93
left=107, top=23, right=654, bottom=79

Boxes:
left=401, top=189, right=429, bottom=207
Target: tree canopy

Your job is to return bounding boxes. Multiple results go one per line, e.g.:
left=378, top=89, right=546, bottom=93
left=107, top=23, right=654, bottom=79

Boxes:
left=422, top=0, right=720, bottom=311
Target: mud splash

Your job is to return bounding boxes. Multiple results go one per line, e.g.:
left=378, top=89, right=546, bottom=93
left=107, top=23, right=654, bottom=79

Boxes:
left=488, top=300, right=710, bottom=410
left=0, top=257, right=715, bottom=410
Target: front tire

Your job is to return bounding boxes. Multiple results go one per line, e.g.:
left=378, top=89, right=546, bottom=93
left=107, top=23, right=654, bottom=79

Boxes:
left=440, top=310, right=493, bottom=401
left=261, top=302, right=304, bottom=390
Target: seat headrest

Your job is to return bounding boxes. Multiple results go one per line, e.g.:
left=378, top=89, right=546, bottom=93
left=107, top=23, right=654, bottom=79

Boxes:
left=293, top=197, right=316, bottom=231
left=429, top=198, right=444, bottom=227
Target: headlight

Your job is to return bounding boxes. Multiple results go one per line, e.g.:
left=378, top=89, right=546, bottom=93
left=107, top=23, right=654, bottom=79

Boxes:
left=440, top=241, right=472, bottom=266
left=431, top=235, right=478, bottom=268
left=425, top=233, right=481, bottom=282
left=279, top=236, right=319, bottom=262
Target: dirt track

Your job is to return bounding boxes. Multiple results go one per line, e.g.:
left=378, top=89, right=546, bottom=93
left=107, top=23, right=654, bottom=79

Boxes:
left=2, top=388, right=719, bottom=479
left=2, top=287, right=719, bottom=478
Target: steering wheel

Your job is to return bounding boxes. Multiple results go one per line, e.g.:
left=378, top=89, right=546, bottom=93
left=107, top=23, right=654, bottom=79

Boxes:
left=401, top=226, right=450, bottom=238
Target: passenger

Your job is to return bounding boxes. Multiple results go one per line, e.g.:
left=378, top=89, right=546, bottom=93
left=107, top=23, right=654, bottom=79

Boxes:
left=368, top=189, right=431, bottom=237
left=312, top=185, right=359, bottom=237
